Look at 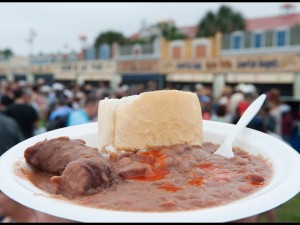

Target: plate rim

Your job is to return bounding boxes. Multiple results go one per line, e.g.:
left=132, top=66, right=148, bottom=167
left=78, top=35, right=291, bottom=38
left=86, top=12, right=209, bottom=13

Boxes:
left=0, top=121, right=300, bottom=222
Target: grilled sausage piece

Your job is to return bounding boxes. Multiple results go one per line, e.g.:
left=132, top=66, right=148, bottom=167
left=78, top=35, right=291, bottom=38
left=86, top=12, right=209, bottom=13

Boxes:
left=24, top=136, right=100, bottom=175
left=51, top=157, right=120, bottom=197
left=24, top=136, right=120, bottom=197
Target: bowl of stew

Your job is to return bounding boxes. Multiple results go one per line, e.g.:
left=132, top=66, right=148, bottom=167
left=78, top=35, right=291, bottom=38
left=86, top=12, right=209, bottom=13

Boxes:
left=0, top=120, right=299, bottom=222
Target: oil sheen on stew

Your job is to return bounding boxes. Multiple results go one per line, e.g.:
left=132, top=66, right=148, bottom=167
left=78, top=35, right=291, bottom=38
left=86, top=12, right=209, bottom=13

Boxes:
left=15, top=142, right=273, bottom=212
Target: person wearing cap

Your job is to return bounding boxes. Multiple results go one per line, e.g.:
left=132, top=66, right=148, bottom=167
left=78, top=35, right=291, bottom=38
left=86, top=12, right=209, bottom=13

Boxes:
left=49, top=98, right=73, bottom=122
left=228, top=84, right=245, bottom=120
left=48, top=82, right=64, bottom=108
left=66, top=96, right=99, bottom=127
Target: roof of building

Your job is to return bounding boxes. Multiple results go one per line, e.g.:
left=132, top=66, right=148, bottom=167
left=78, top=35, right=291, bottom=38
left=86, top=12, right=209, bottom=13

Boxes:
left=246, top=12, right=300, bottom=31
left=178, top=25, right=198, bottom=38
left=128, top=11, right=300, bottom=40
left=128, top=25, right=198, bottom=41
left=128, top=33, right=140, bottom=41
left=178, top=26, right=198, bottom=37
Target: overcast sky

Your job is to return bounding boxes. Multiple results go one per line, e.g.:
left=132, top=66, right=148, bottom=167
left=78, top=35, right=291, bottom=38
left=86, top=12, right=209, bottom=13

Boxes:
left=1, top=2, right=300, bottom=56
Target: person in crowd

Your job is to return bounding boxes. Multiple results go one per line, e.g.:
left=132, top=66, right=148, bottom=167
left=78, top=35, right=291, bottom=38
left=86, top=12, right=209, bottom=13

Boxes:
left=210, top=104, right=231, bottom=123
left=114, top=84, right=129, bottom=99
left=281, top=105, right=294, bottom=144
left=72, top=91, right=86, bottom=110
left=218, top=85, right=233, bottom=108
left=0, top=190, right=74, bottom=223
left=246, top=104, right=277, bottom=223
left=82, top=84, right=94, bottom=97
left=48, top=82, right=65, bottom=109
left=67, top=96, right=99, bottom=126
left=0, top=190, right=36, bottom=222
left=266, top=88, right=293, bottom=143
left=0, top=82, right=14, bottom=111
left=237, top=93, right=254, bottom=118
left=95, top=81, right=110, bottom=98
left=194, top=83, right=203, bottom=96
left=145, top=80, right=158, bottom=92
left=267, top=88, right=283, bottom=136
left=33, top=210, right=74, bottom=223
left=45, top=97, right=73, bottom=131
left=49, top=97, right=73, bottom=122
left=0, top=113, right=24, bottom=156
left=4, top=87, right=39, bottom=139
left=31, top=84, right=50, bottom=135
left=31, top=84, right=47, bottom=118
left=198, top=95, right=212, bottom=120
left=231, top=92, right=255, bottom=124
left=247, top=104, right=276, bottom=134
left=228, top=85, right=245, bottom=122
left=164, top=83, right=174, bottom=90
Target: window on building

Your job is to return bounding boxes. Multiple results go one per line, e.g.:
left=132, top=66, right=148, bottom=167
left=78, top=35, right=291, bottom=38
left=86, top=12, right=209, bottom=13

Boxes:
left=86, top=47, right=95, bottom=61
left=233, top=34, right=242, bottom=49
left=133, top=44, right=142, bottom=56
left=100, top=44, right=110, bottom=60
left=195, top=45, right=207, bottom=58
left=231, top=32, right=244, bottom=50
left=253, top=33, right=263, bottom=48
left=134, top=48, right=141, bottom=55
left=69, top=53, right=77, bottom=61
left=276, top=30, right=287, bottom=47
left=56, top=53, right=63, bottom=62
left=172, top=46, right=181, bottom=59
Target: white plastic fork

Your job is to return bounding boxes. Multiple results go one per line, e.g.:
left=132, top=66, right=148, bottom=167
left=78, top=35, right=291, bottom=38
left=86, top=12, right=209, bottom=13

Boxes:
left=213, top=94, right=267, bottom=158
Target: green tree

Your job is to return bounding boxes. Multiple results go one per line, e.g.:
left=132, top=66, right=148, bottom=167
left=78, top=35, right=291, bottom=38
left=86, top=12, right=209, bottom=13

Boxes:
left=0, top=49, right=14, bottom=59
left=155, top=21, right=188, bottom=41
left=94, top=31, right=127, bottom=47
left=197, top=11, right=217, bottom=37
left=128, top=38, right=147, bottom=45
left=197, top=5, right=246, bottom=37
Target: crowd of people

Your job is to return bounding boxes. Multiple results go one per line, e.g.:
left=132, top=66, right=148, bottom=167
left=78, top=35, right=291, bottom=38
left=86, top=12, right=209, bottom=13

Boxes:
left=0, top=78, right=298, bottom=222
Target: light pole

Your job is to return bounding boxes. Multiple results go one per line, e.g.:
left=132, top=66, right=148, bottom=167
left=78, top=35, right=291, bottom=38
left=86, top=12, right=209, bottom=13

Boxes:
left=27, top=29, right=37, bottom=57
left=77, top=34, right=87, bottom=85
left=26, top=29, right=37, bottom=84
left=79, top=34, right=87, bottom=61
left=63, top=43, right=69, bottom=61
left=280, top=3, right=296, bottom=14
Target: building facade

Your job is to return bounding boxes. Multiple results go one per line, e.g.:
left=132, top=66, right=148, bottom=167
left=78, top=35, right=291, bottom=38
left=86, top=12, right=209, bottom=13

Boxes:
left=220, top=12, right=300, bottom=97
left=123, top=11, right=300, bottom=98
left=0, top=44, right=119, bottom=88
left=0, top=56, right=30, bottom=82
left=160, top=32, right=221, bottom=92
left=116, top=38, right=163, bottom=88
left=1, top=10, right=300, bottom=99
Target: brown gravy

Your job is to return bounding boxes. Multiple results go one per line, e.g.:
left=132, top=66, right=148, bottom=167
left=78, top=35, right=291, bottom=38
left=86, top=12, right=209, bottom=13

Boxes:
left=14, top=142, right=273, bottom=212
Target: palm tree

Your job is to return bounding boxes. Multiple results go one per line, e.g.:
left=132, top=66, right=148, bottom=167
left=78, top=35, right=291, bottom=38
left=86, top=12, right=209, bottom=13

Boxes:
left=197, top=5, right=246, bottom=37
left=155, top=21, right=188, bottom=41
left=0, top=49, right=14, bottom=59
left=197, top=11, right=217, bottom=37
left=216, top=5, right=245, bottom=32
left=94, top=31, right=127, bottom=47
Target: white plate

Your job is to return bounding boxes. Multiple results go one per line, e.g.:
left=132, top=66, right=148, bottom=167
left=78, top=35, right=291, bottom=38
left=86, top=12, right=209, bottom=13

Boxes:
left=1, top=121, right=300, bottom=222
